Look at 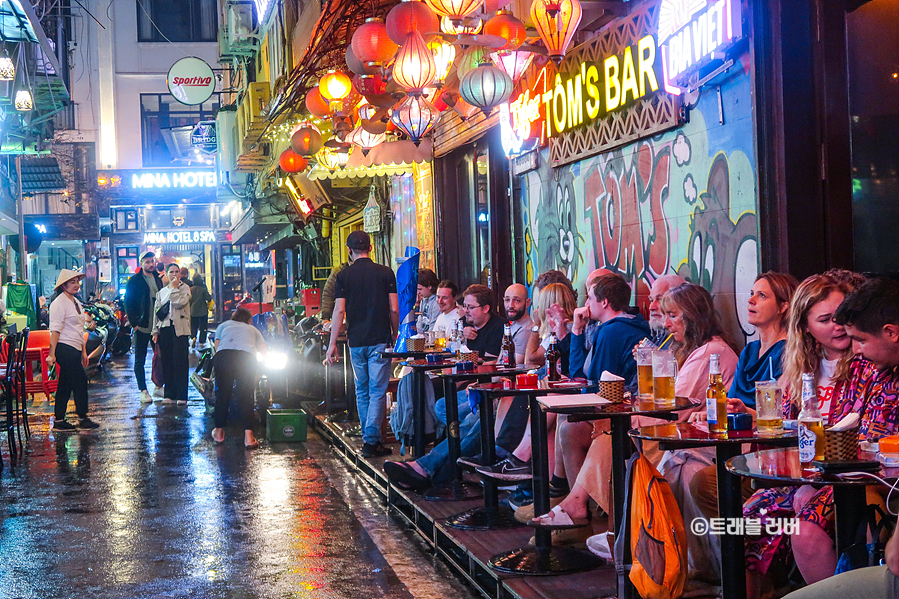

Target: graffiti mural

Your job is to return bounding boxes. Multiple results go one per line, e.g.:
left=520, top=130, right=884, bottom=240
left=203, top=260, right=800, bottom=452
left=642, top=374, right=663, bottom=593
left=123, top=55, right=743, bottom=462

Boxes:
left=521, top=61, right=760, bottom=346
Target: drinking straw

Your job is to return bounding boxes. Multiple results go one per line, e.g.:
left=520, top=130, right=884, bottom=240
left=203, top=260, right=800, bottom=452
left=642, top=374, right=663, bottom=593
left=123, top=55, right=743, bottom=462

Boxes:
left=769, top=355, right=775, bottom=381
left=660, top=333, right=673, bottom=349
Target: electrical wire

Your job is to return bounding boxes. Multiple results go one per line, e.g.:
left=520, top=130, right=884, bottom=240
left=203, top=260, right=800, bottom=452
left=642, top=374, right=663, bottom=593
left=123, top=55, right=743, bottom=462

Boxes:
left=134, top=0, right=190, bottom=57
left=834, top=470, right=899, bottom=516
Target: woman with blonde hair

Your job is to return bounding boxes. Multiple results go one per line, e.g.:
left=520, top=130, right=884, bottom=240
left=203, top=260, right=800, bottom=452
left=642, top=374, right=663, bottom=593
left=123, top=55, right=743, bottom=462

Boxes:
left=524, top=282, right=577, bottom=368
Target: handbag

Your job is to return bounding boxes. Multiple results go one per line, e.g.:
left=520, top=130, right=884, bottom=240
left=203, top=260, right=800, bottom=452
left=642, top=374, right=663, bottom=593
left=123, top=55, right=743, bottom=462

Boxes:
left=155, top=300, right=170, bottom=322
left=835, top=504, right=894, bottom=574
left=151, top=341, right=164, bottom=388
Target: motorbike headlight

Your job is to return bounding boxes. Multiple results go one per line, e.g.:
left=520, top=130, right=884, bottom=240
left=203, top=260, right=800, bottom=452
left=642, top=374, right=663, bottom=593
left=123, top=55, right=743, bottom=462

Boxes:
left=259, top=351, right=288, bottom=370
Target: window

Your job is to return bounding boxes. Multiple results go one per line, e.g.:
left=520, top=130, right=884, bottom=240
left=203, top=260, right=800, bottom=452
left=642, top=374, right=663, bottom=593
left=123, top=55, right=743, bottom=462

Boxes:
left=140, top=93, right=221, bottom=167
left=137, top=0, right=217, bottom=43
left=115, top=209, right=138, bottom=231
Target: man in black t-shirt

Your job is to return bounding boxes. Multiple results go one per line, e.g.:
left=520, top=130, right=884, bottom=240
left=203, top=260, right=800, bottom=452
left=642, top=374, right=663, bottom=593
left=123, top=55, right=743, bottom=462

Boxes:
left=326, top=231, right=399, bottom=458
left=460, top=284, right=504, bottom=359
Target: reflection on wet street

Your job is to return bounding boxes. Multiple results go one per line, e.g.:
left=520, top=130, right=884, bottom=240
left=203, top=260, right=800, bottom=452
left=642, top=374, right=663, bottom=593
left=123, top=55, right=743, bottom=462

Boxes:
left=0, top=355, right=476, bottom=599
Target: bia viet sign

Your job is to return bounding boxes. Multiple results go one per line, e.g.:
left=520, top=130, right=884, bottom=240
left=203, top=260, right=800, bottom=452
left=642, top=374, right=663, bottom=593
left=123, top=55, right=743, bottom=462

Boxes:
left=657, top=0, right=742, bottom=94
left=131, top=171, right=217, bottom=189
left=167, top=57, right=216, bottom=106
left=144, top=231, right=216, bottom=244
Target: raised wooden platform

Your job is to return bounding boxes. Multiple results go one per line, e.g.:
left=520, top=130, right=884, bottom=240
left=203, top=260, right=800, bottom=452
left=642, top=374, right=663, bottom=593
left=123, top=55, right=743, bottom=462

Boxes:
left=308, top=409, right=618, bottom=599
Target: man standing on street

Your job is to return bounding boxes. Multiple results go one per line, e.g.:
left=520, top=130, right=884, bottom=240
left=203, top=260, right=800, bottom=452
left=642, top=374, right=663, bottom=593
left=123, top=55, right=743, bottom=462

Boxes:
left=125, top=251, right=164, bottom=403
left=325, top=231, right=399, bottom=458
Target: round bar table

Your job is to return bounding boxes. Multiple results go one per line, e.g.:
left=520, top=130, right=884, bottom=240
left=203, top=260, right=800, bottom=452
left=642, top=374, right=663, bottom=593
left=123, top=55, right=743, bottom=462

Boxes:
left=727, top=447, right=898, bottom=567
left=631, top=423, right=798, bottom=599
left=380, top=348, right=453, bottom=457
left=464, top=379, right=602, bottom=574
left=425, top=364, right=531, bottom=501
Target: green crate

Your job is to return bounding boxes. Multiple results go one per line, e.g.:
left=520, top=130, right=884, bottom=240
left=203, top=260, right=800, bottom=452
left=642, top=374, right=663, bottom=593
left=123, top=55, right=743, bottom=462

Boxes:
left=266, top=409, right=308, bottom=442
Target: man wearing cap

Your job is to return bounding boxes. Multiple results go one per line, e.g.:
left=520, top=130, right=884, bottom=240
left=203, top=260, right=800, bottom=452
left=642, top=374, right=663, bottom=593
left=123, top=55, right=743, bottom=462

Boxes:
left=325, top=231, right=399, bottom=458
left=124, top=251, right=165, bottom=403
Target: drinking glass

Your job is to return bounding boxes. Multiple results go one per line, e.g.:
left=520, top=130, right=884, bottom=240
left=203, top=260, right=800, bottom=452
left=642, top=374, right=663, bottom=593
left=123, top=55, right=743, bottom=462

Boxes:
left=755, top=381, right=783, bottom=435
left=652, top=349, right=678, bottom=407
left=636, top=347, right=654, bottom=400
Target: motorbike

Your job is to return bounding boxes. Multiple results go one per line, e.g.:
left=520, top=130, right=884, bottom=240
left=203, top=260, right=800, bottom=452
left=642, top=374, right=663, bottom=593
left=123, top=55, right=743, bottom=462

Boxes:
left=110, top=299, right=133, bottom=357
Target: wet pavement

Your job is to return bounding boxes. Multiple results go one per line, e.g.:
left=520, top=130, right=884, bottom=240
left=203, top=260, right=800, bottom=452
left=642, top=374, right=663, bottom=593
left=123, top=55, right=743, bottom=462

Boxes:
left=0, top=351, right=478, bottom=599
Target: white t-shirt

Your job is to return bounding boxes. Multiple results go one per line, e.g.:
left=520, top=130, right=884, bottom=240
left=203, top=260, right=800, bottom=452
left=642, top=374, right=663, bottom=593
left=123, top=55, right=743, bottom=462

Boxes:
left=49, top=294, right=85, bottom=351
left=817, top=357, right=838, bottom=424
left=433, top=310, right=460, bottom=335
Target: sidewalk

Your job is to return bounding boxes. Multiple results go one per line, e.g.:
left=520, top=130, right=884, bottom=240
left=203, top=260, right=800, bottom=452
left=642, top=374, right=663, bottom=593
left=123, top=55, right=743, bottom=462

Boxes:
left=0, top=351, right=475, bottom=599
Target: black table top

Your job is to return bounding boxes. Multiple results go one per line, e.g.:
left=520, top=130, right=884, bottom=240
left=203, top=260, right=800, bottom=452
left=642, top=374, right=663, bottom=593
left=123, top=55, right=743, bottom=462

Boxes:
left=468, top=379, right=588, bottom=398
left=726, top=447, right=897, bottom=486
left=432, top=365, right=532, bottom=380
left=631, top=422, right=798, bottom=446
left=381, top=349, right=454, bottom=359
left=541, top=395, right=695, bottom=418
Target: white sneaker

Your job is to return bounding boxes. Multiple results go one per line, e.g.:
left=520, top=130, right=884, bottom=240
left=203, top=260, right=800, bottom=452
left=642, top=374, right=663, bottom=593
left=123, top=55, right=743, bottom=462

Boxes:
left=153, top=387, right=165, bottom=398
left=140, top=390, right=152, bottom=403
left=161, top=398, right=174, bottom=404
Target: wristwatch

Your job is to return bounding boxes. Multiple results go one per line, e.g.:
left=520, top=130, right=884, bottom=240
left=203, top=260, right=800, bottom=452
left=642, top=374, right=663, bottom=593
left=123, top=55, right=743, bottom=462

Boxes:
left=531, top=325, right=539, bottom=333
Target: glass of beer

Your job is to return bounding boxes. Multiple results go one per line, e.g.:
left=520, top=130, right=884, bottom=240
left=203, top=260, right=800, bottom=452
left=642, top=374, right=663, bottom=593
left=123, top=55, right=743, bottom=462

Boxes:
left=755, top=381, right=783, bottom=435
left=652, top=349, right=677, bottom=407
left=434, top=330, right=446, bottom=351
left=636, top=347, right=654, bottom=400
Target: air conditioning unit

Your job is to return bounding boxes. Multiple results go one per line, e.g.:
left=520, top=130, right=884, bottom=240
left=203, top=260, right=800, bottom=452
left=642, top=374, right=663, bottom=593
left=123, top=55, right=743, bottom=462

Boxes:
left=228, top=2, right=255, bottom=45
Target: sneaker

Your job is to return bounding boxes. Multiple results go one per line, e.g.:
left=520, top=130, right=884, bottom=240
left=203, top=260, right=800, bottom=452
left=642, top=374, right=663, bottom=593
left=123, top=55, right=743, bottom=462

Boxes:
left=140, top=390, right=152, bottom=403
left=383, top=461, right=431, bottom=491
left=51, top=420, right=77, bottom=433
left=153, top=387, right=165, bottom=398
left=456, top=455, right=490, bottom=470
left=361, top=442, right=392, bottom=458
left=508, top=485, right=534, bottom=510
left=476, top=455, right=533, bottom=481
left=176, top=400, right=188, bottom=406
left=161, top=398, right=174, bottom=405
left=76, top=418, right=100, bottom=431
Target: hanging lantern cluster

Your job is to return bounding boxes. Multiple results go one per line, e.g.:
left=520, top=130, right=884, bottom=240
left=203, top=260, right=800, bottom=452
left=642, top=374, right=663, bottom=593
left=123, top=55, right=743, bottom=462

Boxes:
left=390, top=94, right=439, bottom=145
left=459, top=62, right=513, bottom=115
left=530, top=0, right=582, bottom=64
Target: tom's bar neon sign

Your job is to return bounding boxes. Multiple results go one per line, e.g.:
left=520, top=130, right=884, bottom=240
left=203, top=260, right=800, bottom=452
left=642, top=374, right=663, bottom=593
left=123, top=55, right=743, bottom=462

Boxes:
left=144, top=231, right=216, bottom=244
left=131, top=171, right=218, bottom=189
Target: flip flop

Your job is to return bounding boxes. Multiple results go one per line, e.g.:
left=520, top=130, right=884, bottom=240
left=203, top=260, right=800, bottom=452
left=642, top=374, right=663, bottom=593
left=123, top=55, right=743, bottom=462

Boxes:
left=211, top=429, right=225, bottom=444
left=245, top=440, right=260, bottom=449
left=529, top=504, right=590, bottom=529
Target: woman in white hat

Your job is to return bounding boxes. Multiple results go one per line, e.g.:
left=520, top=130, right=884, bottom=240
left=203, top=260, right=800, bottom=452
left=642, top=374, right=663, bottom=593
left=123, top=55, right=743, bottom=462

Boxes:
left=152, top=262, right=192, bottom=404
left=47, top=269, right=99, bottom=432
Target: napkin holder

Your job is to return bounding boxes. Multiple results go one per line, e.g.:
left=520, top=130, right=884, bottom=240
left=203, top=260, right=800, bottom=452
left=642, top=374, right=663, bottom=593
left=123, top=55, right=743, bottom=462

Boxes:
left=407, top=337, right=425, bottom=352
left=598, top=380, right=625, bottom=403
left=824, top=426, right=860, bottom=461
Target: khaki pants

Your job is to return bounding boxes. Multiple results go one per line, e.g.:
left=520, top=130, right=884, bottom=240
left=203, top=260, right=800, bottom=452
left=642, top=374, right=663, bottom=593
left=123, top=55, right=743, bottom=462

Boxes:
left=784, top=566, right=899, bottom=599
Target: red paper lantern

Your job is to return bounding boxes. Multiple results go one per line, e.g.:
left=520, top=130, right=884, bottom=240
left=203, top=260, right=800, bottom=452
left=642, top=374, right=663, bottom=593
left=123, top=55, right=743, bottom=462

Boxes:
left=351, top=18, right=398, bottom=67
left=386, top=0, right=439, bottom=45
left=306, top=86, right=331, bottom=118
left=353, top=73, right=387, bottom=96
left=484, top=11, right=526, bottom=51
left=531, top=0, right=582, bottom=63
left=291, top=126, right=323, bottom=156
left=392, top=31, right=437, bottom=92
left=279, top=148, right=308, bottom=173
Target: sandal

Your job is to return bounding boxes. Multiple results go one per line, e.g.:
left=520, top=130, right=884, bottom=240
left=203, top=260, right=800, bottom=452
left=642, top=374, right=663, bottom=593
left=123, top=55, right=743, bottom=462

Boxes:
left=245, top=439, right=260, bottom=449
left=529, top=504, right=590, bottom=529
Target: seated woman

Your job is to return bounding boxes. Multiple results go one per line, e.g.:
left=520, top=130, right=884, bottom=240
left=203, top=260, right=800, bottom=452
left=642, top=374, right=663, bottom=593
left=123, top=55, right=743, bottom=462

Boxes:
left=740, top=273, right=897, bottom=598
left=533, top=284, right=738, bottom=546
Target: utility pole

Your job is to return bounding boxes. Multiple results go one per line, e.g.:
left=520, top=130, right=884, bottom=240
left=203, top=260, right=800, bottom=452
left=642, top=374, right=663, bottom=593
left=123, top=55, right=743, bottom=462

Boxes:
left=15, top=154, right=25, bottom=282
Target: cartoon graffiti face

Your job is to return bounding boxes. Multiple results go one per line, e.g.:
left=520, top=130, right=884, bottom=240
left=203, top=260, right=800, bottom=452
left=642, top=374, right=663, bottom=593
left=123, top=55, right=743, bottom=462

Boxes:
left=556, top=180, right=577, bottom=277
left=535, top=166, right=582, bottom=281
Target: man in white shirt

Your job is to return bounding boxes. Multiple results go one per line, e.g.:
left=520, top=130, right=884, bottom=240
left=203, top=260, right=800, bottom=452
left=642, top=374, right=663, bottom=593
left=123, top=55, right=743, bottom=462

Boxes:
left=433, top=280, right=460, bottom=334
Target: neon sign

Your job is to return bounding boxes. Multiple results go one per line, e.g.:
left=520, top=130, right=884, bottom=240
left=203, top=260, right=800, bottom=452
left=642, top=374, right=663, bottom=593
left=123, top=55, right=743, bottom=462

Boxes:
left=657, top=0, right=741, bottom=94
left=131, top=171, right=217, bottom=189
left=144, top=231, right=216, bottom=244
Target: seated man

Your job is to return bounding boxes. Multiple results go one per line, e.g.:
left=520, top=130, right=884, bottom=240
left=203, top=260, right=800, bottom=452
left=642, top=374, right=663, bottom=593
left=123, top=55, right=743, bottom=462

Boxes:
left=433, top=280, right=460, bottom=335
left=384, top=284, right=529, bottom=489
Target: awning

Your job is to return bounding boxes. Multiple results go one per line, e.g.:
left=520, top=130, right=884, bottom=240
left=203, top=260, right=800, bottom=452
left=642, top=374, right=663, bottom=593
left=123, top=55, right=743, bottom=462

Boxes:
left=20, top=157, right=65, bottom=193
left=230, top=200, right=291, bottom=246
left=308, top=139, right=432, bottom=180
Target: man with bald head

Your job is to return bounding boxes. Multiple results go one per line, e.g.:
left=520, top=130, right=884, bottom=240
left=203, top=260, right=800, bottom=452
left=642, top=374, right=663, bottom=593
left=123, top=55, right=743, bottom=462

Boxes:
left=504, top=283, right=533, bottom=363
left=647, top=273, right=686, bottom=347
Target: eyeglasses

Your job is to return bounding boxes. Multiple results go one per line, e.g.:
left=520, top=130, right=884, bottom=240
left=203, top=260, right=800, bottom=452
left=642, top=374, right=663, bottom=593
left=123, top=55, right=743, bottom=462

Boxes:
left=463, top=303, right=481, bottom=311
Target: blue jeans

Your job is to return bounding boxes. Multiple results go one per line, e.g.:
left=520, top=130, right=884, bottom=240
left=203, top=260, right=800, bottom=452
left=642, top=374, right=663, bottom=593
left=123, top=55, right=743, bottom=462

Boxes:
left=349, top=343, right=392, bottom=446
left=434, top=390, right=472, bottom=426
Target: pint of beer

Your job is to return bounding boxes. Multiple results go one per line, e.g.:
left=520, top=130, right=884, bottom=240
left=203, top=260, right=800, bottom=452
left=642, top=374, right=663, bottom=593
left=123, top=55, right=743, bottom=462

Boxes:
left=636, top=347, right=654, bottom=399
left=652, top=349, right=677, bottom=407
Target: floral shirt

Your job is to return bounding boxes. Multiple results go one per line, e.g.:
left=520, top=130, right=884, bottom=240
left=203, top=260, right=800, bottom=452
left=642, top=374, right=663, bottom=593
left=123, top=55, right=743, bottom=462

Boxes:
left=784, top=356, right=899, bottom=440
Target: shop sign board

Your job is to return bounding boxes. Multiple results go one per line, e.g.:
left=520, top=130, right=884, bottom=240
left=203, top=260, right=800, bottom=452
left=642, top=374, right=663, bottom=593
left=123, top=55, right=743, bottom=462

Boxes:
left=131, top=170, right=217, bottom=189
left=510, top=150, right=539, bottom=176
left=144, top=230, right=216, bottom=244
left=190, top=121, right=217, bottom=154
left=167, top=57, right=216, bottom=106
left=25, top=214, right=101, bottom=241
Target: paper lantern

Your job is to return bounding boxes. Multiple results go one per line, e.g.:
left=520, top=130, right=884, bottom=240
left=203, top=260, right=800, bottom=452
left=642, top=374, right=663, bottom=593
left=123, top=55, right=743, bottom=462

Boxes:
left=352, top=18, right=398, bottom=67
left=291, top=126, right=323, bottom=156
left=390, top=94, right=439, bottom=144
left=484, top=11, right=526, bottom=51
left=316, top=146, right=341, bottom=172
left=0, top=54, right=14, bottom=81
left=429, top=39, right=456, bottom=88
left=387, top=0, right=439, bottom=45
left=306, top=86, right=332, bottom=118
left=452, top=95, right=478, bottom=120
left=490, top=50, right=534, bottom=82
left=15, top=89, right=32, bottom=112
left=440, top=15, right=481, bottom=34
left=279, top=148, right=308, bottom=173
left=347, top=124, right=387, bottom=156
left=393, top=31, right=436, bottom=92
left=319, top=70, right=352, bottom=113
left=530, top=0, right=582, bottom=64
left=353, top=73, right=387, bottom=96
left=459, top=62, right=512, bottom=115
left=346, top=45, right=366, bottom=75
left=424, top=0, right=481, bottom=23
left=455, top=46, right=488, bottom=81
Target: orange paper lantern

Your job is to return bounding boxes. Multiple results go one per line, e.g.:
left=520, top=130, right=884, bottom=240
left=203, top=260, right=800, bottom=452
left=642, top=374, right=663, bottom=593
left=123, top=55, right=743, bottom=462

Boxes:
left=305, top=86, right=331, bottom=118
left=530, top=0, right=582, bottom=63
left=387, top=0, right=439, bottom=45
left=279, top=148, right=309, bottom=173
left=484, top=11, right=526, bottom=51
left=393, top=31, right=437, bottom=92
left=352, top=18, right=398, bottom=66
left=424, top=0, right=480, bottom=23
left=291, top=126, right=323, bottom=156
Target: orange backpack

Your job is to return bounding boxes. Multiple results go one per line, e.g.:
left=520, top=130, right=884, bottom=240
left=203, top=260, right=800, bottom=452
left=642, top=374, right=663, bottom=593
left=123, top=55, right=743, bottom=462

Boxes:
left=615, top=453, right=688, bottom=599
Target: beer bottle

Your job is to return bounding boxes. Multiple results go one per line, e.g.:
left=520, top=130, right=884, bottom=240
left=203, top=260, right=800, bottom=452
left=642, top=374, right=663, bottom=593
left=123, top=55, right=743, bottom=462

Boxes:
left=798, top=372, right=824, bottom=468
left=501, top=324, right=516, bottom=368
left=706, top=354, right=728, bottom=435
left=546, top=332, right=561, bottom=381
